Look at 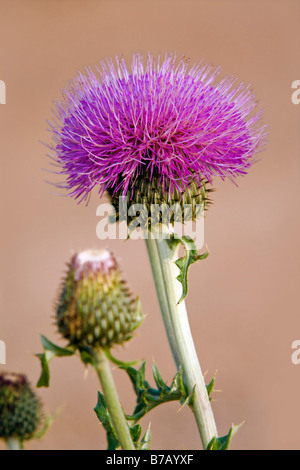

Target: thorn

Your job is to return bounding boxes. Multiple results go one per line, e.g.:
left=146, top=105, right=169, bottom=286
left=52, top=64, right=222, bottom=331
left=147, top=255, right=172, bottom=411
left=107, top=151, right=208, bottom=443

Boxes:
left=176, top=404, right=185, bottom=413
left=210, top=398, right=218, bottom=403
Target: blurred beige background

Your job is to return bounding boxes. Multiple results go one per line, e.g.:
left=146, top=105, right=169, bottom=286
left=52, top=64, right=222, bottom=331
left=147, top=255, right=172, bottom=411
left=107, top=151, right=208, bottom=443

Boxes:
left=0, top=0, right=300, bottom=450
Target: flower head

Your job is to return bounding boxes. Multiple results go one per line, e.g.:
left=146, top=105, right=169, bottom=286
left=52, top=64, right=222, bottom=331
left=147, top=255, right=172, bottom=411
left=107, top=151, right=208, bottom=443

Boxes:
left=57, top=249, right=144, bottom=349
left=0, top=372, right=42, bottom=441
left=49, top=53, right=266, bottom=203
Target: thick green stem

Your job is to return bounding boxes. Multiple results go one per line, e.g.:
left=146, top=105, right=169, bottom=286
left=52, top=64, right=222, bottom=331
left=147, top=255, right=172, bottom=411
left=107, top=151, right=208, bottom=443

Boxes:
left=6, top=437, right=21, bottom=450
left=93, top=348, right=135, bottom=450
left=145, top=235, right=218, bottom=449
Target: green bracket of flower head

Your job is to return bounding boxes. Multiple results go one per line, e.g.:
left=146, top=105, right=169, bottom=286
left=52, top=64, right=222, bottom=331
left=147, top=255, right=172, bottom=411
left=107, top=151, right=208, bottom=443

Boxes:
left=206, top=423, right=243, bottom=450
left=35, top=335, right=75, bottom=388
left=120, top=362, right=200, bottom=421
left=167, top=235, right=209, bottom=304
left=94, top=391, right=151, bottom=450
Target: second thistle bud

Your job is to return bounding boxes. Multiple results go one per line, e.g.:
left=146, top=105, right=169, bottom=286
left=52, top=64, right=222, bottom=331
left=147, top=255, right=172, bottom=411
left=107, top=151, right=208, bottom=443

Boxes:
left=57, top=250, right=144, bottom=350
left=0, top=372, right=42, bottom=443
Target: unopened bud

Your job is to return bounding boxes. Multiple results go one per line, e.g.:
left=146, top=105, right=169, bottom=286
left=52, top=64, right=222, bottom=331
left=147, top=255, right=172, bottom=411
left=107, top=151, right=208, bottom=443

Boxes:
left=0, top=372, right=42, bottom=441
left=57, top=250, right=144, bottom=349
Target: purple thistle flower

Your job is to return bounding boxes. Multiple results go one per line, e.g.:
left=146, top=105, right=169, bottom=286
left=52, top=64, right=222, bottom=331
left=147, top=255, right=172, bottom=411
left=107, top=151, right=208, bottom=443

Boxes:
left=48, top=53, right=266, bottom=203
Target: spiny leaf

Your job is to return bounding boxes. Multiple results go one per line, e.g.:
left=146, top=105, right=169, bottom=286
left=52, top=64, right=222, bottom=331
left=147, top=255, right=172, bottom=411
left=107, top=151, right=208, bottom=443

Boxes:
left=206, top=376, right=216, bottom=400
left=94, top=392, right=151, bottom=450
left=170, top=366, right=186, bottom=395
left=179, top=385, right=196, bottom=409
left=125, top=363, right=189, bottom=421
left=167, top=235, right=209, bottom=303
left=123, top=362, right=150, bottom=396
left=35, top=352, right=51, bottom=388
left=40, top=335, right=75, bottom=357
left=179, top=375, right=214, bottom=411
left=133, top=424, right=152, bottom=450
left=139, top=425, right=152, bottom=450
left=94, top=391, right=119, bottom=450
left=207, top=423, right=242, bottom=450
left=129, top=423, right=142, bottom=443
left=36, top=335, right=75, bottom=388
left=152, top=364, right=167, bottom=391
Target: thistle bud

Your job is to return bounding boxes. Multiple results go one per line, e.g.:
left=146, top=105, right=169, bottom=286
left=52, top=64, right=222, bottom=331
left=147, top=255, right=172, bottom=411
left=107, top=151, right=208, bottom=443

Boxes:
left=57, top=249, right=144, bottom=350
left=0, top=372, right=42, bottom=441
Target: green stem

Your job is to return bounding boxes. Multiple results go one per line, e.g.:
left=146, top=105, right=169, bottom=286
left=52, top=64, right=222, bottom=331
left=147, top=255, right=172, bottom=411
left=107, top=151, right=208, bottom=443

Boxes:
left=93, top=348, right=135, bottom=450
left=145, top=235, right=218, bottom=449
left=6, top=437, right=21, bottom=450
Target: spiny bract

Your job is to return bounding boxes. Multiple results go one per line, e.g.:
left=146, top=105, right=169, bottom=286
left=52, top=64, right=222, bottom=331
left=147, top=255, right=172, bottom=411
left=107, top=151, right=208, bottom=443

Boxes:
left=57, top=250, right=144, bottom=349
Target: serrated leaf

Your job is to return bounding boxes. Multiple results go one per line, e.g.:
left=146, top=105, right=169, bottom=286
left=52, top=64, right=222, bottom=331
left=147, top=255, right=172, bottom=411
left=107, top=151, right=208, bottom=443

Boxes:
left=170, top=367, right=186, bottom=395
left=36, top=335, right=75, bottom=388
left=206, top=377, right=216, bottom=400
left=94, top=391, right=151, bottom=450
left=40, top=335, right=75, bottom=357
left=125, top=363, right=189, bottom=421
left=152, top=364, right=167, bottom=391
left=137, top=362, right=147, bottom=388
left=124, top=366, right=141, bottom=395
left=179, top=385, right=196, bottom=409
left=35, top=353, right=50, bottom=388
left=130, top=423, right=142, bottom=443
left=207, top=424, right=242, bottom=450
left=168, top=235, right=209, bottom=303
left=139, top=426, right=152, bottom=450
left=123, top=362, right=150, bottom=398
left=94, top=391, right=120, bottom=450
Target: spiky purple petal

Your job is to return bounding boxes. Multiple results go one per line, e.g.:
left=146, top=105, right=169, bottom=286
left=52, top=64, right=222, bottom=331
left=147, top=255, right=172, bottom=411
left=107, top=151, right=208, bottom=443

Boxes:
left=49, top=53, right=266, bottom=202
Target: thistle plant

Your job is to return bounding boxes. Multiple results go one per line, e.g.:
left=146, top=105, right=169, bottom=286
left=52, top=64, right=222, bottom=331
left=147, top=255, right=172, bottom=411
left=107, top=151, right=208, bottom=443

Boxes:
left=0, top=372, right=43, bottom=450
left=46, top=53, right=266, bottom=449
left=37, top=249, right=148, bottom=450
